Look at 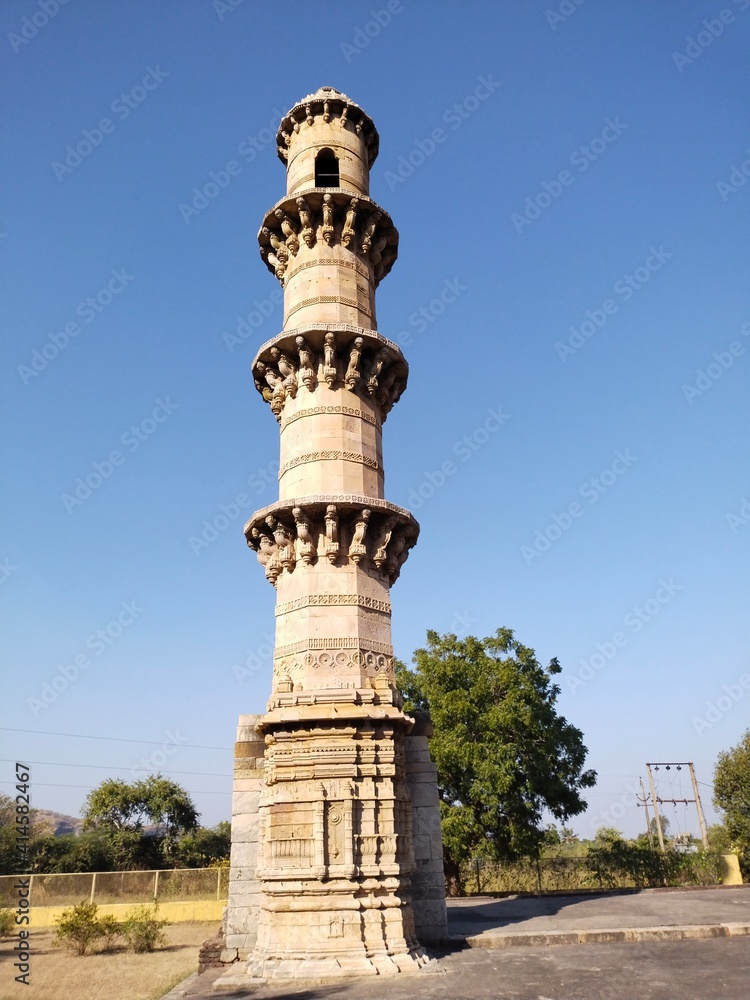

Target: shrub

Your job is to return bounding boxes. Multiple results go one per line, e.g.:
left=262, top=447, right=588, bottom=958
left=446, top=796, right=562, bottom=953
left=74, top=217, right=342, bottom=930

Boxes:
left=55, top=901, right=113, bottom=956
left=121, top=904, right=168, bottom=953
left=0, top=907, right=16, bottom=936
left=97, top=914, right=123, bottom=952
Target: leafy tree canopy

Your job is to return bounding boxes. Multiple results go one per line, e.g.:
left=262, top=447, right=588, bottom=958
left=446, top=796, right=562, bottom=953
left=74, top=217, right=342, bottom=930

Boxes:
left=713, top=728, right=750, bottom=873
left=396, top=628, right=596, bottom=879
left=82, top=775, right=199, bottom=840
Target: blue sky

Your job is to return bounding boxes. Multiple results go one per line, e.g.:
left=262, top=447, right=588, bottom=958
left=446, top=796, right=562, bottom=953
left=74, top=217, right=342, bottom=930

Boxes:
left=2, top=0, right=748, bottom=840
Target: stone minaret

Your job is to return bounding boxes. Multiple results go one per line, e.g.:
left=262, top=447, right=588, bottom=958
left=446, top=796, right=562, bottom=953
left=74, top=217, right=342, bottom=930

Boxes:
left=224, top=87, right=447, bottom=981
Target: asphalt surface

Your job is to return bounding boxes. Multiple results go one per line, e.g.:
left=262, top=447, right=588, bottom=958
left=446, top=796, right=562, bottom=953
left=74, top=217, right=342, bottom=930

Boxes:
left=181, top=938, right=750, bottom=999
left=165, top=888, right=750, bottom=999
left=447, top=885, right=750, bottom=939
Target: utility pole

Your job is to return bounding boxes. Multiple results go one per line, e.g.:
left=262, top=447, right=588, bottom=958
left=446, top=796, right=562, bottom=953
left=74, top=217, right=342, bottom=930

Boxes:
left=688, top=762, right=709, bottom=849
left=646, top=764, right=665, bottom=852
left=646, top=761, right=708, bottom=852
left=639, top=778, right=654, bottom=849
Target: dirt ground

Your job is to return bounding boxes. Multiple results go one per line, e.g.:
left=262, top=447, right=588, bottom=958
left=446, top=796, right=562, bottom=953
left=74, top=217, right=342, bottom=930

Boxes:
left=0, top=921, right=214, bottom=1000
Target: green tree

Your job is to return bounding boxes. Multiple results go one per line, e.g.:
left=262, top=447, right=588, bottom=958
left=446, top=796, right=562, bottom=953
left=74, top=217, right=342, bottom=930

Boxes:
left=83, top=776, right=199, bottom=838
left=0, top=794, right=54, bottom=876
left=397, top=628, right=596, bottom=891
left=82, top=779, right=141, bottom=832
left=713, top=729, right=750, bottom=875
left=174, top=822, right=231, bottom=868
left=82, top=775, right=199, bottom=867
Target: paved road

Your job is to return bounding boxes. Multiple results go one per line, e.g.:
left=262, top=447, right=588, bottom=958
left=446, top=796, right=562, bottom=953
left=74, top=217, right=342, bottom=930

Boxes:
left=170, top=889, right=750, bottom=999
left=187, top=938, right=750, bottom=999
left=447, top=886, right=750, bottom=939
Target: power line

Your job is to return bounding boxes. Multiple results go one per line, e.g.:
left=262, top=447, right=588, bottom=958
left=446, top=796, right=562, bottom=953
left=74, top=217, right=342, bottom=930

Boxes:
left=0, top=727, right=231, bottom=751
left=0, top=759, right=231, bottom=779
left=0, top=780, right=230, bottom=795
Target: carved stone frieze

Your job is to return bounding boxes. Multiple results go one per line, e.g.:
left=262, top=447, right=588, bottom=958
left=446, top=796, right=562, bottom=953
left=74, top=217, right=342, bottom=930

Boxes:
left=244, top=497, right=418, bottom=587
left=251, top=325, right=408, bottom=422
left=257, top=191, right=398, bottom=286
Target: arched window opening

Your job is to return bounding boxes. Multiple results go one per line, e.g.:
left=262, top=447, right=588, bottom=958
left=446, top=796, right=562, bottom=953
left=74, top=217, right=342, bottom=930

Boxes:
left=315, top=149, right=339, bottom=187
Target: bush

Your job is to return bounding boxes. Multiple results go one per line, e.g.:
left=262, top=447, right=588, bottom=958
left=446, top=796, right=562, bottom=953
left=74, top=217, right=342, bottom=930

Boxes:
left=0, top=907, right=16, bottom=936
left=55, top=901, right=120, bottom=956
left=97, top=914, right=122, bottom=952
left=121, top=904, right=167, bottom=953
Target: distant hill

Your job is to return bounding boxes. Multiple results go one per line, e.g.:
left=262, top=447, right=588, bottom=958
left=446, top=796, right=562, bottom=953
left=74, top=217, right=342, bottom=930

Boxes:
left=33, top=810, right=83, bottom=836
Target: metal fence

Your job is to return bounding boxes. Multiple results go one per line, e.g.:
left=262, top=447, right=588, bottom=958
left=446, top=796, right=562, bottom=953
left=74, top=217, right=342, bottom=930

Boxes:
left=0, top=867, right=229, bottom=908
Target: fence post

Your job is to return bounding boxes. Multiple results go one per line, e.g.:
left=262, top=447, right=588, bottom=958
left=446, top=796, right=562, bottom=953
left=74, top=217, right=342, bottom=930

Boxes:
left=28, top=874, right=33, bottom=907
left=89, top=872, right=97, bottom=904
left=216, top=868, right=221, bottom=901
left=535, top=859, right=542, bottom=895
left=153, top=870, right=159, bottom=902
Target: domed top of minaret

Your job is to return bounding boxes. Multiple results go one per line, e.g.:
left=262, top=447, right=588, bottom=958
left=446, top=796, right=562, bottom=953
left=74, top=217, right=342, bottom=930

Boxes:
left=276, top=87, right=379, bottom=167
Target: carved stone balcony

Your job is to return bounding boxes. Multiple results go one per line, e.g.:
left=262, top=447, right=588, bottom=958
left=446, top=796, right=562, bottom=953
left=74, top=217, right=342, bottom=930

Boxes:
left=244, top=495, right=419, bottom=587
left=251, top=324, right=408, bottom=422
left=257, top=190, right=399, bottom=287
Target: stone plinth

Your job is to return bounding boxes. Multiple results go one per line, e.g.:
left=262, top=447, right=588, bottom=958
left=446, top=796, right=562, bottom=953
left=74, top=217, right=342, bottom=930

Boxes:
left=404, top=712, right=448, bottom=944
left=223, top=714, right=264, bottom=961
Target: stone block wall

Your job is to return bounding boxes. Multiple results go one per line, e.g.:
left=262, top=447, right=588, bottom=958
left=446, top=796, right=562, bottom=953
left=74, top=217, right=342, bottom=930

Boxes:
left=404, top=711, right=448, bottom=944
left=223, top=714, right=265, bottom=962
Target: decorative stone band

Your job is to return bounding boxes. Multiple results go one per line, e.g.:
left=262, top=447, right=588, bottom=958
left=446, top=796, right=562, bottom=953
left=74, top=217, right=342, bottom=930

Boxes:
left=285, top=292, right=373, bottom=324
left=276, top=87, right=379, bottom=166
left=257, top=189, right=398, bottom=287
left=252, top=324, right=408, bottom=422
left=274, top=636, right=394, bottom=657
left=271, top=641, right=396, bottom=706
left=289, top=254, right=371, bottom=281
left=281, top=403, right=377, bottom=431
left=275, top=594, right=391, bottom=617
left=244, top=495, right=419, bottom=588
left=278, top=450, right=379, bottom=480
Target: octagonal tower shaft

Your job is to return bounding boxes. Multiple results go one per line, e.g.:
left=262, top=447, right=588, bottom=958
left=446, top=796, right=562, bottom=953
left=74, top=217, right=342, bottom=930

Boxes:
left=249, top=88, right=412, bottom=704
left=226, top=88, right=446, bottom=982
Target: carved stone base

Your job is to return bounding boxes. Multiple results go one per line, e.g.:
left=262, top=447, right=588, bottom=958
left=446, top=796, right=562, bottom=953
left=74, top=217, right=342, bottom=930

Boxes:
left=247, top=879, right=428, bottom=980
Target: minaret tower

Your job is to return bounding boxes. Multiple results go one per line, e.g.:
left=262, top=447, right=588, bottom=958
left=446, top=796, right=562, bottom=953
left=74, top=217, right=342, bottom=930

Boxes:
left=226, top=87, right=446, bottom=981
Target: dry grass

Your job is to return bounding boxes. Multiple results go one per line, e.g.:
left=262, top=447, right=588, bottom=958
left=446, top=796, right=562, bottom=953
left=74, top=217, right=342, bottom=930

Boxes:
left=0, top=922, right=215, bottom=1000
